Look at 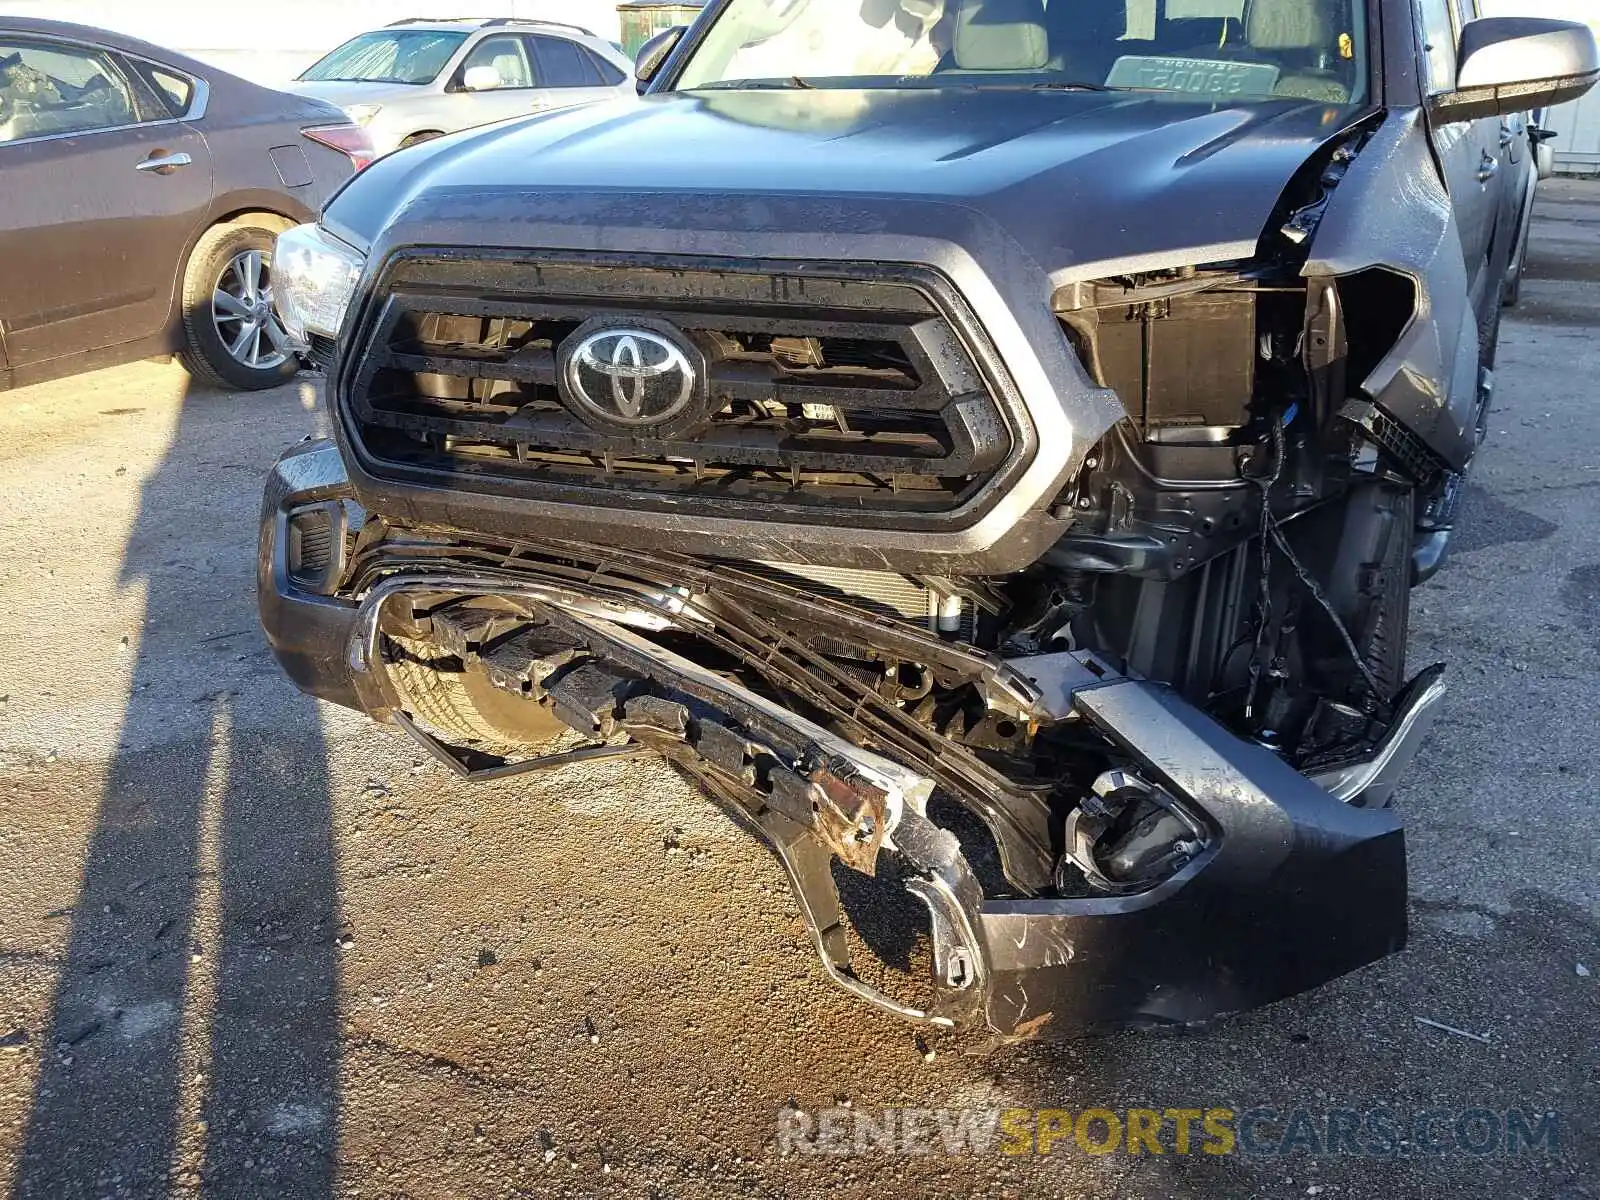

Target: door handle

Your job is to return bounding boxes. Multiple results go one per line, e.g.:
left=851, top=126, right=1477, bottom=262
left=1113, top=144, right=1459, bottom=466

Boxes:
left=1499, top=125, right=1516, bottom=148
left=136, top=151, right=193, bottom=175
left=1477, top=151, right=1499, bottom=184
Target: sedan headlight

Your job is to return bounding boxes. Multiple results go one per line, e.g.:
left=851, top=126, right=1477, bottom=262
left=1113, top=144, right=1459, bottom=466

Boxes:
left=273, top=223, right=366, bottom=343
left=343, top=103, right=382, bottom=127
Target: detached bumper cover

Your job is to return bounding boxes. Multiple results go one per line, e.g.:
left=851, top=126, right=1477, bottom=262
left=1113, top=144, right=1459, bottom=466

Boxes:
left=260, top=442, right=1408, bottom=1035
left=982, top=679, right=1405, bottom=1032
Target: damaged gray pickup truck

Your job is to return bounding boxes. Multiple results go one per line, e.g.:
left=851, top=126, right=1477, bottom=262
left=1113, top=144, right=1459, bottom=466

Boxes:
left=259, top=0, right=1597, bottom=1036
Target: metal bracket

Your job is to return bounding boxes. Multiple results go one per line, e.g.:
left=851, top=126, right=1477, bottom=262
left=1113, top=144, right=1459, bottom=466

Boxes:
left=392, top=709, right=649, bottom=781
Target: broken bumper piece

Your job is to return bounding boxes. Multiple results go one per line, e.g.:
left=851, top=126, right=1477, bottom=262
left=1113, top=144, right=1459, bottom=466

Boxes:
left=339, top=575, right=1406, bottom=1037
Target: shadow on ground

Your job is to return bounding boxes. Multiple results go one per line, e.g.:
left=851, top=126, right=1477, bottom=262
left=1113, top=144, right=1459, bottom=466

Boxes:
left=15, top=376, right=340, bottom=1198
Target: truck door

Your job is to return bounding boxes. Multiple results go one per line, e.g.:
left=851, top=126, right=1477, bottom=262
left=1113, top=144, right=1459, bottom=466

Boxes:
left=1414, top=0, right=1504, bottom=323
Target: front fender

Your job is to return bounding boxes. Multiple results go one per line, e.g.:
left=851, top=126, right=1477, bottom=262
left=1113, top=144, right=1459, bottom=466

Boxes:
left=1302, top=109, right=1481, bottom=471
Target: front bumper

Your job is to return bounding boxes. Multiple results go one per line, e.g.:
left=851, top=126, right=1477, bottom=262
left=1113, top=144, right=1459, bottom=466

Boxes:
left=257, top=440, right=372, bottom=714
left=261, top=442, right=1408, bottom=1035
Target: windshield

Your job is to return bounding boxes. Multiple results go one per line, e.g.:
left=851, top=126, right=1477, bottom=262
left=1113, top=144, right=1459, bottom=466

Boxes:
left=299, top=30, right=469, bottom=85
left=673, top=0, right=1367, bottom=104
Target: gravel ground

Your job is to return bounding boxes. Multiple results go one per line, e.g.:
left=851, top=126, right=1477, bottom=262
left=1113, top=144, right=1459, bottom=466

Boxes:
left=1, top=182, right=1598, bottom=1200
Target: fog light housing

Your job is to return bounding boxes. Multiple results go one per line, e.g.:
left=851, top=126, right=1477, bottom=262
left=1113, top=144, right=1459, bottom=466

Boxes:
left=284, top=500, right=359, bottom=593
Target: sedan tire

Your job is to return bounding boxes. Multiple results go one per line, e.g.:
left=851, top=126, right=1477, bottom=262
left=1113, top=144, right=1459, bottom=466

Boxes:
left=178, top=222, right=298, bottom=391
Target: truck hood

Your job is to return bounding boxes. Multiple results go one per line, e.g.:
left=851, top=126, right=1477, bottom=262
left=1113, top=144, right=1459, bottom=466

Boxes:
left=328, top=88, right=1358, bottom=282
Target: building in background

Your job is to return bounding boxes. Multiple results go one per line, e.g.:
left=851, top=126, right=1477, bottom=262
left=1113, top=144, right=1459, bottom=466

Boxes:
left=616, top=0, right=705, bottom=56
left=1544, top=88, right=1600, bottom=174
left=1479, top=0, right=1600, bottom=173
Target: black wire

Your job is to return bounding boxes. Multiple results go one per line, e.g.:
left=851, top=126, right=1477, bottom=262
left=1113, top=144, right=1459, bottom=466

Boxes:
left=1247, top=419, right=1391, bottom=719
left=1242, top=422, right=1285, bottom=722
left=1206, top=629, right=1260, bottom=705
left=1264, top=512, right=1390, bottom=708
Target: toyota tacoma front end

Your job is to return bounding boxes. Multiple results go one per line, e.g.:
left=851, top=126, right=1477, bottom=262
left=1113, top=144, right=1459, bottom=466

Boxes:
left=258, top=0, right=1597, bottom=1034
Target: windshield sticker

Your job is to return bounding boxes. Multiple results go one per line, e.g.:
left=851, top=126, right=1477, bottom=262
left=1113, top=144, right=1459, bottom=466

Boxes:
left=1105, top=56, right=1281, bottom=97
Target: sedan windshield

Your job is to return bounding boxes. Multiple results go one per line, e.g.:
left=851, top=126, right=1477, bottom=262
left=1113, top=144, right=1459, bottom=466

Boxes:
left=673, top=0, right=1367, bottom=104
left=299, top=30, right=469, bottom=85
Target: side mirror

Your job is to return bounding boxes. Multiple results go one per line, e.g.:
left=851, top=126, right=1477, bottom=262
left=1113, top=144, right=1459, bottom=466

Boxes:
left=635, top=26, right=687, bottom=91
left=461, top=64, right=502, bottom=92
left=1432, top=17, right=1600, bottom=123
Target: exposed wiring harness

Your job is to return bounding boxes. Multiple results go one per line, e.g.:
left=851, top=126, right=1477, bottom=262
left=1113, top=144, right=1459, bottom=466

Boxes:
left=1244, top=417, right=1392, bottom=724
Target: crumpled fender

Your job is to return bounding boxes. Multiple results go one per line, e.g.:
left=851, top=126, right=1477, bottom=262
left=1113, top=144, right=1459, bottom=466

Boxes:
left=1302, top=108, right=1483, bottom=470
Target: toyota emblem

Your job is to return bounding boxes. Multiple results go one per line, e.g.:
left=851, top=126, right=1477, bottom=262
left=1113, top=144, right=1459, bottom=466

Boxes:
left=561, top=325, right=698, bottom=429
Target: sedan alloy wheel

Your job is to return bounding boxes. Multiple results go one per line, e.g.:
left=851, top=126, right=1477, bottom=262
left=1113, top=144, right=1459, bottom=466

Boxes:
left=211, top=249, right=290, bottom=372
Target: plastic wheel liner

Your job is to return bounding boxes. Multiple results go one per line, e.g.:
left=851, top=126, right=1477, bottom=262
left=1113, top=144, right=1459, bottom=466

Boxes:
left=339, top=549, right=1406, bottom=1038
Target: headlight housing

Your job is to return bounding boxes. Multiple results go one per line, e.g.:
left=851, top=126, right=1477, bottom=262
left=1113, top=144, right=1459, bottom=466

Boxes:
left=343, top=103, right=382, bottom=126
left=273, top=223, right=366, bottom=344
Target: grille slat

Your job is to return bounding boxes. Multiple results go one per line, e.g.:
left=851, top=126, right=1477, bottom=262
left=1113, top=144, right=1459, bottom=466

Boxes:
left=359, top=407, right=967, bottom=469
left=388, top=345, right=559, bottom=385
left=387, top=343, right=959, bottom=412
left=344, top=256, right=1017, bottom=519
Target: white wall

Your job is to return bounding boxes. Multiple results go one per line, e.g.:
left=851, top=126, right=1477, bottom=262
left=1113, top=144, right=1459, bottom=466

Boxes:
left=0, top=0, right=624, bottom=84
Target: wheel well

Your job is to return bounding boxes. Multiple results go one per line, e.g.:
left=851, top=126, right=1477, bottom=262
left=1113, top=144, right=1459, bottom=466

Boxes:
left=215, top=209, right=297, bottom=235
left=1336, top=268, right=1417, bottom=387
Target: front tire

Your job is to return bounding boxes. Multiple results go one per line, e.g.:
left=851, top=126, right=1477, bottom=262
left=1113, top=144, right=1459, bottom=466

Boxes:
left=177, top=222, right=297, bottom=391
left=386, top=636, right=568, bottom=757
left=1501, top=247, right=1525, bottom=308
left=1502, top=199, right=1531, bottom=308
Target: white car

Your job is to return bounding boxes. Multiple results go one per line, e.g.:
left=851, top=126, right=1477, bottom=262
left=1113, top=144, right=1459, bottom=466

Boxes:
left=286, top=17, right=634, bottom=158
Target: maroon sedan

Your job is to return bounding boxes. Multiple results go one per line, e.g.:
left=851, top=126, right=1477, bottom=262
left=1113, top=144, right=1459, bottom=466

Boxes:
left=0, top=18, right=371, bottom=392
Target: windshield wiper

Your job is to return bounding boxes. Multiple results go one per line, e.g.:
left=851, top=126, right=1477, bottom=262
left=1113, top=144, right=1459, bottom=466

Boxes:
left=1029, top=80, right=1116, bottom=92
left=699, top=76, right=816, bottom=91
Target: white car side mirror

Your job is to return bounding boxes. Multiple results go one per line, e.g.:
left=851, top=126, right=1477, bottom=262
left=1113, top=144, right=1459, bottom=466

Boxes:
left=462, top=65, right=502, bottom=92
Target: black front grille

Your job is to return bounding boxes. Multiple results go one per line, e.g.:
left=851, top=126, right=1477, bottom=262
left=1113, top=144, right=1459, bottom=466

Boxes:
left=342, top=253, right=1017, bottom=518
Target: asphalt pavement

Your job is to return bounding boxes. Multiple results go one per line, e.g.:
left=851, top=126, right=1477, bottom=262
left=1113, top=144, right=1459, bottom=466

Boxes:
left=0, top=181, right=1597, bottom=1199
